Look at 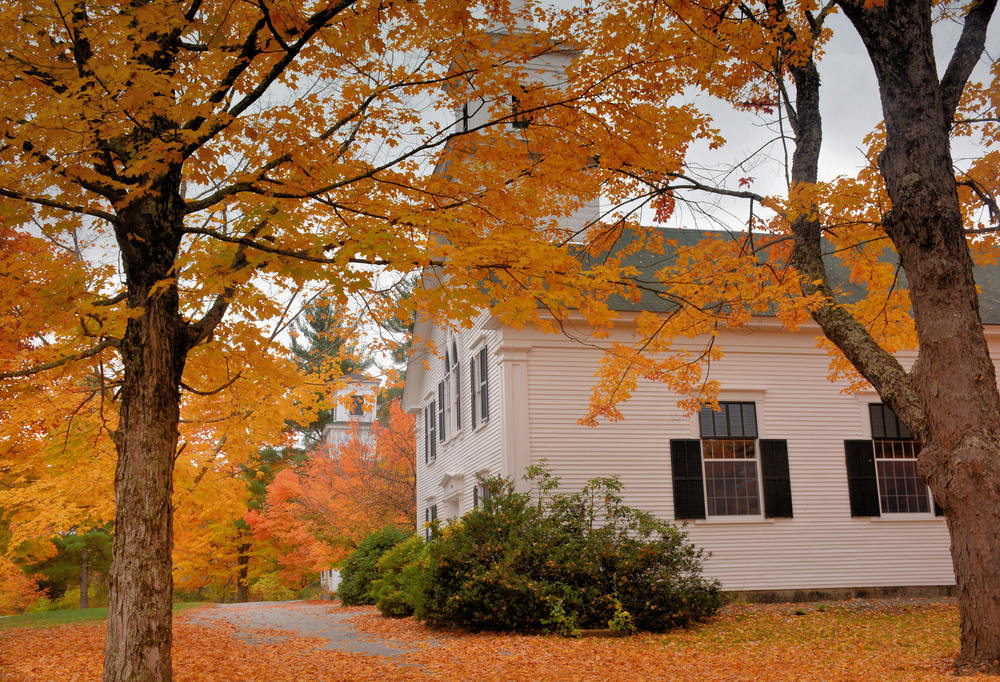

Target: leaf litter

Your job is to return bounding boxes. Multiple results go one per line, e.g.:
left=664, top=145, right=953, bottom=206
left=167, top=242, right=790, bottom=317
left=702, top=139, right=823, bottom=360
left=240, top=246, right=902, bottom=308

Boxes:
left=0, top=599, right=984, bottom=681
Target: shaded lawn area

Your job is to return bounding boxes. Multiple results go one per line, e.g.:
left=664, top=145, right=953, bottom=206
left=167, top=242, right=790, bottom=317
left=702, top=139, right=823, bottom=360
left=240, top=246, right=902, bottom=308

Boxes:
left=0, top=602, right=209, bottom=631
left=0, top=601, right=977, bottom=681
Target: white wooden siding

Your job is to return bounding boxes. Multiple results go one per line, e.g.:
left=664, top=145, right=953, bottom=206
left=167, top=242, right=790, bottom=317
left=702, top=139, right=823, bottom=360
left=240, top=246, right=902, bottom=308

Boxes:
left=521, top=322, right=956, bottom=592
left=413, top=311, right=505, bottom=526
left=410, top=314, right=988, bottom=592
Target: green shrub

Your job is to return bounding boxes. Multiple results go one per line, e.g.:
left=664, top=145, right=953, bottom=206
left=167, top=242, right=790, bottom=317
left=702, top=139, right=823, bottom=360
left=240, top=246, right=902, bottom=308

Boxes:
left=371, top=535, right=428, bottom=617
left=417, top=465, right=722, bottom=633
left=338, top=526, right=412, bottom=606
left=50, top=584, right=110, bottom=610
left=249, top=573, right=297, bottom=601
left=24, top=596, right=52, bottom=613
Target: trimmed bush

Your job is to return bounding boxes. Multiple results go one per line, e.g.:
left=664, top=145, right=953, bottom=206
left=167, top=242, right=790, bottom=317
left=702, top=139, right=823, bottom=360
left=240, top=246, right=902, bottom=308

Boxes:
left=338, top=526, right=412, bottom=606
left=371, top=535, right=428, bottom=617
left=416, top=465, right=722, bottom=633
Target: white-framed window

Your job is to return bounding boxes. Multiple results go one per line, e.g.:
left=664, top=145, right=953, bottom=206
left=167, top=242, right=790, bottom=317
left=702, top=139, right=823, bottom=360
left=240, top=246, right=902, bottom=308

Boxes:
left=671, top=402, right=792, bottom=521
left=871, top=404, right=932, bottom=514
left=473, top=483, right=491, bottom=510
left=350, top=395, right=364, bottom=417
left=442, top=339, right=461, bottom=440
left=424, top=504, right=438, bottom=541
left=699, top=402, right=761, bottom=516
left=844, top=404, right=939, bottom=517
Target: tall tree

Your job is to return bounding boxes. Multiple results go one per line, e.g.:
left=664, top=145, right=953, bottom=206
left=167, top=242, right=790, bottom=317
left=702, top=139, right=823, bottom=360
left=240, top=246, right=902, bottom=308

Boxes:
left=0, top=2, right=592, bottom=680
left=246, top=399, right=416, bottom=566
left=28, top=528, right=113, bottom=608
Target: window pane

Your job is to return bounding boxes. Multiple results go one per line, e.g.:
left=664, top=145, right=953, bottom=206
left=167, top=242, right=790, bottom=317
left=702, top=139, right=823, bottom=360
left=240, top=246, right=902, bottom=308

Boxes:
left=874, top=440, right=920, bottom=459
left=704, top=460, right=760, bottom=516
left=876, top=460, right=929, bottom=514
left=703, top=439, right=755, bottom=459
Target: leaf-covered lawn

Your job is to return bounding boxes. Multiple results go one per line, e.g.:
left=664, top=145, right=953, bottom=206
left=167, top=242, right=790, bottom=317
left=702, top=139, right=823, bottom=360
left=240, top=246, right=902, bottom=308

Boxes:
left=0, top=601, right=978, bottom=681
left=0, top=602, right=208, bottom=631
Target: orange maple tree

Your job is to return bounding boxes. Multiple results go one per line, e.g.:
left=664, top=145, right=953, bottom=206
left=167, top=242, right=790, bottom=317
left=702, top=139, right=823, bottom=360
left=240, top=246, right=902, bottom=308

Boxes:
left=0, top=2, right=595, bottom=679
left=247, top=400, right=416, bottom=579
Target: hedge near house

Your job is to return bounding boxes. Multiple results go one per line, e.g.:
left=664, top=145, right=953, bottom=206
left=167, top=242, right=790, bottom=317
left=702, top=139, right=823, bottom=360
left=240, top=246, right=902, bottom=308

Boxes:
left=413, top=466, right=723, bottom=633
left=337, top=526, right=412, bottom=606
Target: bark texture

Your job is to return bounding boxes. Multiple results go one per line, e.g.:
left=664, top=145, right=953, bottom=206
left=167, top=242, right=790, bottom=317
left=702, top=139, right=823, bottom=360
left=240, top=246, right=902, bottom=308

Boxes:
left=80, top=546, right=89, bottom=610
left=236, top=543, right=250, bottom=603
left=793, top=0, right=1000, bottom=671
left=103, top=175, right=189, bottom=682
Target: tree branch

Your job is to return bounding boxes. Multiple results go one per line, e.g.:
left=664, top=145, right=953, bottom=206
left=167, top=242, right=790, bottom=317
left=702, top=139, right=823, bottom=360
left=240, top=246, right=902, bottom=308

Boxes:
left=182, top=226, right=392, bottom=266
left=0, top=188, right=116, bottom=223
left=0, top=338, right=119, bottom=380
left=180, top=371, right=243, bottom=396
left=940, top=0, right=998, bottom=125
left=182, top=0, right=360, bottom=157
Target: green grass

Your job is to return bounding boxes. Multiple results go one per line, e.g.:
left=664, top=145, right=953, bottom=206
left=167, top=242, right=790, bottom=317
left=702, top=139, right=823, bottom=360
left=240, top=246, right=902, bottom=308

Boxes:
left=0, top=602, right=211, bottom=631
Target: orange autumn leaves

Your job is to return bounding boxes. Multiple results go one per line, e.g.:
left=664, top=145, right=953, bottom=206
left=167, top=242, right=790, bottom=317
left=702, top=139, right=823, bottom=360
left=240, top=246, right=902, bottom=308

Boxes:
left=0, top=601, right=976, bottom=681
left=246, top=401, right=417, bottom=581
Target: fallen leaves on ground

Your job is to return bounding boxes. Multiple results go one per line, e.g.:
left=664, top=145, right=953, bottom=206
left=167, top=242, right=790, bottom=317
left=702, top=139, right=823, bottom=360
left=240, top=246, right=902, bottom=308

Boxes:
left=0, top=601, right=980, bottom=681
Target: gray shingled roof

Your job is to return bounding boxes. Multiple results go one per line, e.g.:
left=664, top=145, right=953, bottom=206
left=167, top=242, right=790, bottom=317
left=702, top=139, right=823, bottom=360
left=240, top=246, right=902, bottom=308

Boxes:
left=575, top=227, right=1000, bottom=325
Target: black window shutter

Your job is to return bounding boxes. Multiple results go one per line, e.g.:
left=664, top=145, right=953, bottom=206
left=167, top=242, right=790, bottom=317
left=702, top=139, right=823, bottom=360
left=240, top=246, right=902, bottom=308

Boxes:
left=423, top=408, right=428, bottom=464
left=480, top=346, right=489, bottom=421
left=473, top=485, right=479, bottom=509
left=455, top=364, right=461, bottom=430
left=670, top=439, right=706, bottom=520
left=845, top=440, right=881, bottom=517
left=760, top=440, right=793, bottom=518
left=469, top=358, right=476, bottom=429
left=438, top=381, right=445, bottom=441
left=429, top=400, right=436, bottom=460
left=934, top=499, right=945, bottom=517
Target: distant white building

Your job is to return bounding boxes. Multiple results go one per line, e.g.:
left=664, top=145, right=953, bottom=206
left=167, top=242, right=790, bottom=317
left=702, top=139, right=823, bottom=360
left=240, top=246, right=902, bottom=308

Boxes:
left=320, top=568, right=341, bottom=595
left=320, top=374, right=380, bottom=448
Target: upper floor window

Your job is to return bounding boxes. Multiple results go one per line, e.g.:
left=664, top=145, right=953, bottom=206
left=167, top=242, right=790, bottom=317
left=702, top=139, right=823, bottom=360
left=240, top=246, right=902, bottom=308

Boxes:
left=441, top=339, right=461, bottom=441
left=350, top=395, right=365, bottom=417
left=426, top=401, right=437, bottom=463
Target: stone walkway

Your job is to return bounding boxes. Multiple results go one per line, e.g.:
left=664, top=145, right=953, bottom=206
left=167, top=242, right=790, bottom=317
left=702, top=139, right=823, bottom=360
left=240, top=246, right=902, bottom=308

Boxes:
left=187, top=601, right=439, bottom=659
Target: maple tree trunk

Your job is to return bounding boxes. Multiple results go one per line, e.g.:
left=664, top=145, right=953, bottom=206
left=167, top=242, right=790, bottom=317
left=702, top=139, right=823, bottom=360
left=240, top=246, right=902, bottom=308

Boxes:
left=827, top=1, right=1000, bottom=671
left=104, top=183, right=189, bottom=682
left=236, top=543, right=250, bottom=603
left=80, top=546, right=89, bottom=610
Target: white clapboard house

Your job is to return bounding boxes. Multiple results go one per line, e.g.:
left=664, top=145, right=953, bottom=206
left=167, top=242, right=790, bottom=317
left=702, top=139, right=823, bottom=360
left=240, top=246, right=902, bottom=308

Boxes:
left=400, top=226, right=1000, bottom=597
left=398, top=39, right=1000, bottom=598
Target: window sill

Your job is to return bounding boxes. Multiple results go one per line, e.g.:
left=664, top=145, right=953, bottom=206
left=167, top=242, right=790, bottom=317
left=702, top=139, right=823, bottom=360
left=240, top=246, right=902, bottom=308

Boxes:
left=693, top=517, right=775, bottom=525
left=868, top=514, right=944, bottom=522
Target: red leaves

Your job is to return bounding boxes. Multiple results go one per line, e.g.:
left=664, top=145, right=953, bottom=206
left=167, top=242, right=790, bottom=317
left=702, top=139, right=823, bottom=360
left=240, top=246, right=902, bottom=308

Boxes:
left=0, top=601, right=975, bottom=681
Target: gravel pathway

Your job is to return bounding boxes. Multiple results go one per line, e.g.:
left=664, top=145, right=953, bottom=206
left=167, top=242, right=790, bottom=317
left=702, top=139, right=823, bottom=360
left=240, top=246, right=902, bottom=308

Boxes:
left=187, top=601, right=442, bottom=659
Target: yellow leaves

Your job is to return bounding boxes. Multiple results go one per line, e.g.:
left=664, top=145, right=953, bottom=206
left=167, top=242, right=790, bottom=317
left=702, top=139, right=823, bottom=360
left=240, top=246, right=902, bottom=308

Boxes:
left=1, top=601, right=973, bottom=681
